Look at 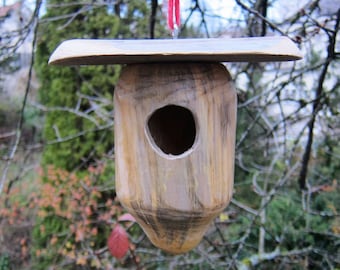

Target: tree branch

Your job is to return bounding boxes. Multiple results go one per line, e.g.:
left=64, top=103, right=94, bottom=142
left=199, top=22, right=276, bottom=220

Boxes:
left=0, top=0, right=42, bottom=195
left=235, top=0, right=287, bottom=37
left=237, top=247, right=313, bottom=270
left=149, top=0, right=158, bottom=39
left=297, top=8, right=340, bottom=190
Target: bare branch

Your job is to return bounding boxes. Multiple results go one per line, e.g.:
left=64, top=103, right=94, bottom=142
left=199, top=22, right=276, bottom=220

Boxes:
left=234, top=0, right=287, bottom=37
left=150, top=0, right=158, bottom=39
left=237, top=247, right=313, bottom=270
left=0, top=0, right=42, bottom=195
left=298, top=8, right=340, bottom=190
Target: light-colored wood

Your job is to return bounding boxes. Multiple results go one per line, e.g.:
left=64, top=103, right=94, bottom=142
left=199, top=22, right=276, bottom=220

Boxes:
left=114, top=62, right=237, bottom=253
left=49, top=36, right=302, bottom=65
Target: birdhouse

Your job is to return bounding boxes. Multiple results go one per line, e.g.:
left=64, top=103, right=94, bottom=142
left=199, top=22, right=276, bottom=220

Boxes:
left=49, top=37, right=302, bottom=253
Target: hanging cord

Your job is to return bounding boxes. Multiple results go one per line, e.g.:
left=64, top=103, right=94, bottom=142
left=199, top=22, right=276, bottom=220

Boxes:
left=167, top=0, right=180, bottom=38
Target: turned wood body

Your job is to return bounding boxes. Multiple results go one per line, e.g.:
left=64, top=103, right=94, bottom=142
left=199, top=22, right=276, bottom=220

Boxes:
left=114, top=62, right=237, bottom=253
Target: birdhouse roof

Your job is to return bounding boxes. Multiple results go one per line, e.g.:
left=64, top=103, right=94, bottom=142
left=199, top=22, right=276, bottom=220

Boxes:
left=49, top=37, right=302, bottom=66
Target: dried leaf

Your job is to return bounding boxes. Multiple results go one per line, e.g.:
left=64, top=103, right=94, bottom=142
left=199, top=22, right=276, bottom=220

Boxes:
left=219, top=213, right=229, bottom=222
left=75, top=227, right=85, bottom=242
left=76, top=256, right=87, bottom=265
left=107, top=224, right=129, bottom=259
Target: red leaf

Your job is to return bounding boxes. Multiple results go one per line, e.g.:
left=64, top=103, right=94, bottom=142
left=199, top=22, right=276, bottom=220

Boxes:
left=107, top=224, right=129, bottom=259
left=118, top=213, right=136, bottom=222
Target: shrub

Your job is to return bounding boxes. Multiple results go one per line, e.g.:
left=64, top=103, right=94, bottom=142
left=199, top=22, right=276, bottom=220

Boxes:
left=31, top=162, right=140, bottom=269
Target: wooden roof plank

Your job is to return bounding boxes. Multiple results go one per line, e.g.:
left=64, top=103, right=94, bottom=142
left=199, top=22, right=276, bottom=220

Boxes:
left=49, top=37, right=302, bottom=65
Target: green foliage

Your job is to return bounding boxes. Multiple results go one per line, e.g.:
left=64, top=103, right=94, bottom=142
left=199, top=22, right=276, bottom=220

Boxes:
left=266, top=195, right=309, bottom=249
left=0, top=255, right=10, bottom=270
left=314, top=136, right=340, bottom=184
left=265, top=190, right=339, bottom=268
left=227, top=129, right=340, bottom=267
left=0, top=52, right=20, bottom=79
left=35, top=0, right=120, bottom=170
left=0, top=101, right=18, bottom=131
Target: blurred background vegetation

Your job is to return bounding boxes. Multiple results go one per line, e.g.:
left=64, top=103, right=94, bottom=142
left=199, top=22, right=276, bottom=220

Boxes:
left=0, top=0, right=339, bottom=269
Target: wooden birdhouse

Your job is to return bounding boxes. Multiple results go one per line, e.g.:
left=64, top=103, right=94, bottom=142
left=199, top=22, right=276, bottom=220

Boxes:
left=49, top=37, right=302, bottom=253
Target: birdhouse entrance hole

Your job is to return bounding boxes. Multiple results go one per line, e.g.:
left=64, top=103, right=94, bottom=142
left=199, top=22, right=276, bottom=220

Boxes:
left=147, top=104, right=196, bottom=156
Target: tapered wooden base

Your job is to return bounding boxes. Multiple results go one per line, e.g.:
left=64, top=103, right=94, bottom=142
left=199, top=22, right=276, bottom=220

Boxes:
left=114, top=62, right=237, bottom=253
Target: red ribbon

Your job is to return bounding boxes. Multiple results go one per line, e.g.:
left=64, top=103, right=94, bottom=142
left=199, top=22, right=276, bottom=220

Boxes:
left=167, top=0, right=180, bottom=31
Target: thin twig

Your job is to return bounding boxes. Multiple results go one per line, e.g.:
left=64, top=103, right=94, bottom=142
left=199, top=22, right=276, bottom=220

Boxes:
left=297, top=8, right=340, bottom=190
left=0, top=0, right=42, bottom=195
left=235, top=0, right=287, bottom=37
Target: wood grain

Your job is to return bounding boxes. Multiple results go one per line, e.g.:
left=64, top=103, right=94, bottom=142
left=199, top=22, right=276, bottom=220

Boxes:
left=114, top=62, right=237, bottom=253
left=49, top=36, right=302, bottom=65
